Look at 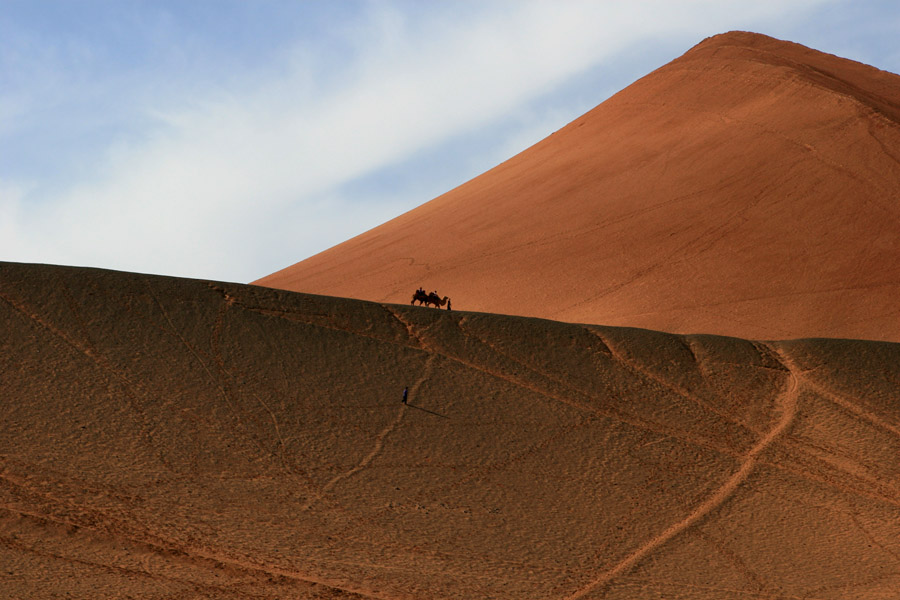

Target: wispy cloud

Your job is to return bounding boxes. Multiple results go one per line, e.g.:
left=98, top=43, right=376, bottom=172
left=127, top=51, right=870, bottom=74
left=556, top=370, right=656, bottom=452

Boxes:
left=0, top=0, right=865, bottom=282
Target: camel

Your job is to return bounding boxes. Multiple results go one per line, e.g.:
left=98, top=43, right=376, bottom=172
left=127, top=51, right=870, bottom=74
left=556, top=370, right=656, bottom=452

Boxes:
left=411, top=290, right=450, bottom=308
left=411, top=290, right=428, bottom=305
left=428, top=294, right=450, bottom=308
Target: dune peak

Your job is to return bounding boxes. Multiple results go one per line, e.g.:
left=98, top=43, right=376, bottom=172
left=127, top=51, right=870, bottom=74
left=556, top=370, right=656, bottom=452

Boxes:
left=256, top=32, right=900, bottom=343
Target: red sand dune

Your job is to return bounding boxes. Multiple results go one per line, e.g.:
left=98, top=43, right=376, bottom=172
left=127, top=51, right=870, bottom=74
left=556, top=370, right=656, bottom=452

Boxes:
left=3, top=262, right=900, bottom=599
left=256, top=31, right=900, bottom=343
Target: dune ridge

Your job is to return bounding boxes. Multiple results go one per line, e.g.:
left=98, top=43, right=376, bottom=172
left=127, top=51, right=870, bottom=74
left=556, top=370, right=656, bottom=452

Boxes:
left=3, top=261, right=900, bottom=598
left=255, top=31, right=900, bottom=343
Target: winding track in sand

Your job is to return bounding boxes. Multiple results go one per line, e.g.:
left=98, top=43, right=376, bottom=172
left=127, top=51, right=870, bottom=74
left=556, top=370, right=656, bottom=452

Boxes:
left=562, top=345, right=800, bottom=600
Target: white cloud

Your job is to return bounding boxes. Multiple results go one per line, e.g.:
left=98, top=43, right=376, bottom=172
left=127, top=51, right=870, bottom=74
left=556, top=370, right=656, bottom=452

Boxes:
left=0, top=180, right=35, bottom=260
left=0, top=0, right=845, bottom=282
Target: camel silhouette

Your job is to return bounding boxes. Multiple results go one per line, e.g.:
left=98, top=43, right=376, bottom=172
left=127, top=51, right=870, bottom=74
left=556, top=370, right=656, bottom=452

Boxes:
left=411, top=290, right=450, bottom=308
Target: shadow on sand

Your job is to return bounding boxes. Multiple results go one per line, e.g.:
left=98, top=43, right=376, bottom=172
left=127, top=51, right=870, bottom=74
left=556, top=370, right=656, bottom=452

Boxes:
left=406, top=403, right=449, bottom=419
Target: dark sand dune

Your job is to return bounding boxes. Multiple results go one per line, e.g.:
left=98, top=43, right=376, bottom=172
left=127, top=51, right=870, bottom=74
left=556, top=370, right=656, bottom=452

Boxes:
left=256, top=31, right=900, bottom=343
left=3, top=262, right=900, bottom=598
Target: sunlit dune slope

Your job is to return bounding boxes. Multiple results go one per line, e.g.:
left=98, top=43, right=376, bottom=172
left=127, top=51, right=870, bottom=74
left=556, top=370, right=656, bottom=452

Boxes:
left=256, top=31, right=900, bottom=342
left=3, top=261, right=900, bottom=599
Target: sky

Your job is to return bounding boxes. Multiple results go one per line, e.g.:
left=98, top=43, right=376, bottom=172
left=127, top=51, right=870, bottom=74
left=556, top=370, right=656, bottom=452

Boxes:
left=2, top=0, right=899, bottom=284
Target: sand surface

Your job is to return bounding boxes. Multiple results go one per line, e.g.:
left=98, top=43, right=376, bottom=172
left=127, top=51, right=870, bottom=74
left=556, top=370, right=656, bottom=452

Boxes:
left=3, top=261, right=900, bottom=599
left=255, top=31, right=900, bottom=343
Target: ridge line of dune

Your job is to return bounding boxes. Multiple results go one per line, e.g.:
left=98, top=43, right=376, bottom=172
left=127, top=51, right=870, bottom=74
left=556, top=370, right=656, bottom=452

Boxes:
left=385, top=309, right=754, bottom=465
left=801, top=375, right=900, bottom=441
left=381, top=307, right=614, bottom=417
left=586, top=329, right=757, bottom=437
left=213, top=288, right=408, bottom=348
left=562, top=344, right=800, bottom=600
left=455, top=317, right=618, bottom=407
left=745, top=37, right=900, bottom=118
left=384, top=309, right=668, bottom=436
left=766, top=368, right=900, bottom=507
left=695, top=34, right=900, bottom=126
left=704, top=41, right=864, bottom=98
left=654, top=93, right=900, bottom=218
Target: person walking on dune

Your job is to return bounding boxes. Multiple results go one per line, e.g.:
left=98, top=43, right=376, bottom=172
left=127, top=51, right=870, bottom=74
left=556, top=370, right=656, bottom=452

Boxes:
left=402, top=387, right=408, bottom=404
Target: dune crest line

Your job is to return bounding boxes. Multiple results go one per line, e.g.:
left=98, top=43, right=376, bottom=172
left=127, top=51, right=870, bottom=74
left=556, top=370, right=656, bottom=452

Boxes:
left=562, top=344, right=800, bottom=600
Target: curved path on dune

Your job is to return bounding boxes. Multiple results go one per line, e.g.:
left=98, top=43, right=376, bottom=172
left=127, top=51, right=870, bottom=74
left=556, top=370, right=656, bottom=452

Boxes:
left=564, top=346, right=800, bottom=599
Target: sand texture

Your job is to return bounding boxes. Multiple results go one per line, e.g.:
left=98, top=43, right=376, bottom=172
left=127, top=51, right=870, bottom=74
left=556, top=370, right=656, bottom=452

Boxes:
left=3, top=261, right=900, bottom=599
left=255, top=31, right=900, bottom=343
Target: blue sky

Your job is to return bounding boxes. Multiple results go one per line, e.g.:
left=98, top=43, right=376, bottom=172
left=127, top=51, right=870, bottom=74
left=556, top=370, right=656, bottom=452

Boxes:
left=2, top=0, right=899, bottom=283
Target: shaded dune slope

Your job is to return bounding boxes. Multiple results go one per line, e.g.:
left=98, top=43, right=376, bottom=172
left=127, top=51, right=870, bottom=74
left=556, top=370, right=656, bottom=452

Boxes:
left=3, top=262, right=900, bottom=598
left=256, top=31, right=900, bottom=342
